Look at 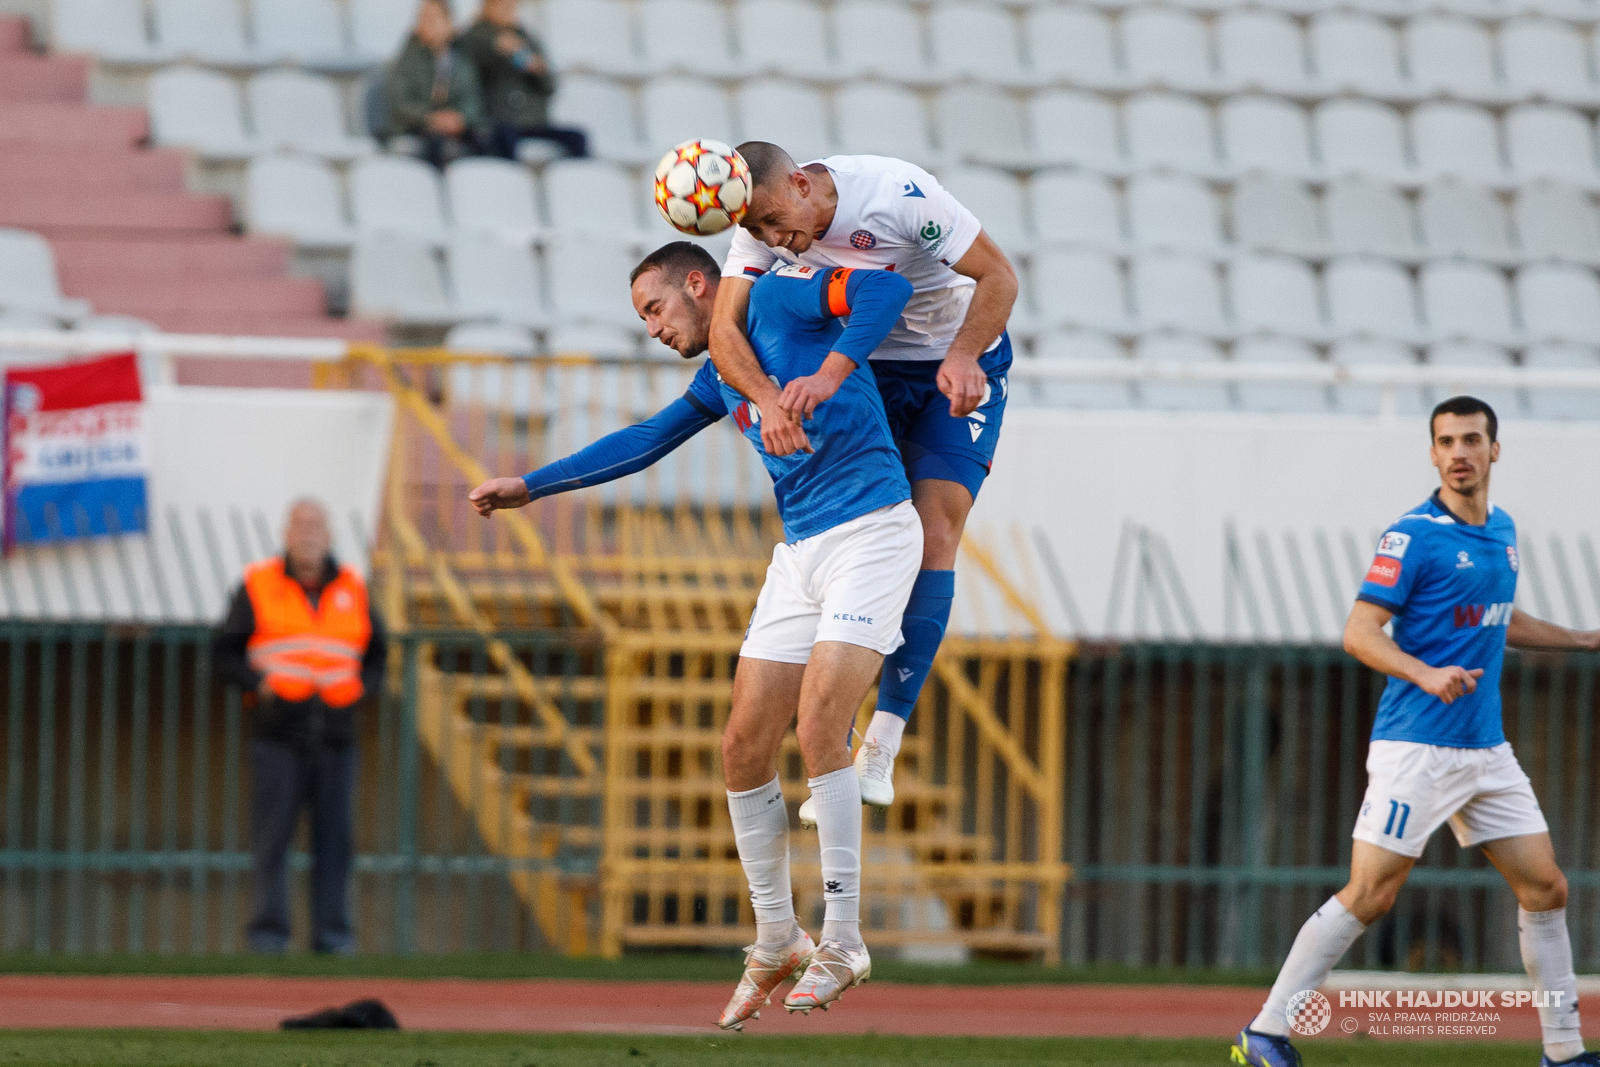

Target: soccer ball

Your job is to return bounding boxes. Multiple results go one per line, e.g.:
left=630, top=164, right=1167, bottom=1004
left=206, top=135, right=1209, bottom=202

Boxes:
left=653, top=139, right=751, bottom=236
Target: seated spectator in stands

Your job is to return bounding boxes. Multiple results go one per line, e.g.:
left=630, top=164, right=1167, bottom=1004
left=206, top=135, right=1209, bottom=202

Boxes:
left=385, top=0, right=488, bottom=166
left=458, top=0, right=589, bottom=161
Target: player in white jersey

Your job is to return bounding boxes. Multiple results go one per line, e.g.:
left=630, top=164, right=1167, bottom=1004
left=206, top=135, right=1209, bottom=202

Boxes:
left=709, top=142, right=1019, bottom=825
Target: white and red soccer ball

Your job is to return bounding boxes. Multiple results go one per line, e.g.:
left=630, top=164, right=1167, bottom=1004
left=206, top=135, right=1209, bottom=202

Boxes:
left=653, top=139, right=751, bottom=236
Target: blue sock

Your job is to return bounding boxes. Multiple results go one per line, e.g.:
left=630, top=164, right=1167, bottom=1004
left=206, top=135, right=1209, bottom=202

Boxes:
left=877, top=569, right=955, bottom=721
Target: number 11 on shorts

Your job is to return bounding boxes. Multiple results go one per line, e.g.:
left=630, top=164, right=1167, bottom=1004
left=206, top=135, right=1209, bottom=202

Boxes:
left=1383, top=799, right=1412, bottom=839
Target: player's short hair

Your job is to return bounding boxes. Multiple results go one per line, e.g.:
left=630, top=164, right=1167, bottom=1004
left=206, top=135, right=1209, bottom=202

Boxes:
left=1430, top=395, right=1498, bottom=443
left=736, top=141, right=798, bottom=190
left=629, top=242, right=721, bottom=288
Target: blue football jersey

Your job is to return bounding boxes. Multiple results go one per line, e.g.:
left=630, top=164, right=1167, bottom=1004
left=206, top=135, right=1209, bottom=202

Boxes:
left=684, top=265, right=913, bottom=542
left=1356, top=492, right=1520, bottom=748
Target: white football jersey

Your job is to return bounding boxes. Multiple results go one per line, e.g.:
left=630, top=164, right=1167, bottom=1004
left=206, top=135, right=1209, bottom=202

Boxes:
left=723, top=155, right=987, bottom=361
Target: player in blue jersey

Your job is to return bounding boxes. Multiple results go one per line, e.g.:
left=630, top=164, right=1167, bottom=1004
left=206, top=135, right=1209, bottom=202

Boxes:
left=710, top=142, right=1020, bottom=826
left=468, top=243, right=921, bottom=1027
left=1234, top=396, right=1600, bottom=1067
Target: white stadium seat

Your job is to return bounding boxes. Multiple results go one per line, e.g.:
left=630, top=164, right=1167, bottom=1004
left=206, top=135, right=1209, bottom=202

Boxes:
left=1506, top=106, right=1600, bottom=186
left=552, top=76, right=649, bottom=164
left=1125, top=174, right=1224, bottom=254
left=350, top=234, right=455, bottom=323
left=1330, top=338, right=1426, bottom=416
left=248, top=70, right=373, bottom=160
left=1514, top=182, right=1600, bottom=263
left=148, top=66, right=261, bottom=159
left=835, top=83, right=936, bottom=166
left=447, top=321, right=538, bottom=358
left=1310, top=13, right=1409, bottom=99
left=1523, top=343, right=1600, bottom=419
left=641, top=0, right=738, bottom=75
left=1421, top=261, right=1518, bottom=345
left=544, top=236, right=642, bottom=326
left=1130, top=253, right=1227, bottom=335
left=1411, top=103, right=1506, bottom=185
left=0, top=230, right=89, bottom=321
left=736, top=0, right=833, bottom=80
left=1229, top=255, right=1324, bottom=340
left=54, top=0, right=165, bottom=62
left=1030, top=171, right=1123, bottom=249
left=447, top=236, right=550, bottom=328
left=446, top=158, right=542, bottom=244
left=543, top=0, right=640, bottom=76
left=929, top=3, right=1024, bottom=88
left=252, top=0, right=352, bottom=69
left=833, top=0, right=933, bottom=84
left=1023, top=7, right=1119, bottom=90
left=1404, top=16, right=1498, bottom=101
left=1517, top=263, right=1600, bottom=344
left=1501, top=18, right=1595, bottom=106
left=1425, top=341, right=1522, bottom=417
left=1030, top=331, right=1135, bottom=409
left=1418, top=180, right=1512, bottom=260
left=1136, top=335, right=1230, bottom=411
left=1234, top=337, right=1329, bottom=414
left=349, top=0, right=416, bottom=63
left=1122, top=7, right=1217, bottom=93
left=1217, top=10, right=1310, bottom=95
left=1031, top=249, right=1130, bottom=332
left=1231, top=174, right=1323, bottom=257
left=1315, top=100, right=1412, bottom=183
left=154, top=0, right=258, bottom=65
left=1325, top=257, right=1421, bottom=342
left=544, top=159, right=646, bottom=238
left=939, top=168, right=1029, bottom=254
left=245, top=154, right=355, bottom=248
left=938, top=86, right=1030, bottom=168
left=1220, top=96, right=1317, bottom=179
left=547, top=322, right=641, bottom=359
left=1125, top=92, right=1218, bottom=175
left=738, top=80, right=832, bottom=164
left=1029, top=91, right=1122, bottom=171
left=350, top=154, right=450, bottom=245
left=1323, top=176, right=1420, bottom=259
left=642, top=77, right=736, bottom=154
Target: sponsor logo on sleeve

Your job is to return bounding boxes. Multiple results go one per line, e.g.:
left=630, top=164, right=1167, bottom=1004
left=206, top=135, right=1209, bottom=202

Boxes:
left=1366, top=556, right=1402, bottom=587
left=1507, top=545, right=1519, bottom=572
left=849, top=229, right=877, bottom=249
left=919, top=220, right=943, bottom=243
left=1376, top=531, right=1411, bottom=559
left=902, top=181, right=925, bottom=198
left=773, top=263, right=816, bottom=279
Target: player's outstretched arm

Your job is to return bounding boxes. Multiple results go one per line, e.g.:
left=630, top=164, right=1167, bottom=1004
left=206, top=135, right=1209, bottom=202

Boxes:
left=943, top=231, right=1019, bottom=418
left=1344, top=600, right=1484, bottom=704
left=1507, top=609, right=1600, bottom=652
left=709, top=275, right=812, bottom=457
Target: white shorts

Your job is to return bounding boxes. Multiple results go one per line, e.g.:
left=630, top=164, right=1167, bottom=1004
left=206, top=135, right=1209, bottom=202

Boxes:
left=740, top=501, right=923, bottom=664
left=1352, top=740, right=1549, bottom=859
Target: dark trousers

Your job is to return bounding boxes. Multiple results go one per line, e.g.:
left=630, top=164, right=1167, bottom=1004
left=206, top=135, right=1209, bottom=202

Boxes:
left=247, top=737, right=357, bottom=953
left=491, top=121, right=589, bottom=160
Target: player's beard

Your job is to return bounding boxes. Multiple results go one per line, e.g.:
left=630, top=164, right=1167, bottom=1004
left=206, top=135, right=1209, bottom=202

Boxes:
left=676, top=290, right=712, bottom=358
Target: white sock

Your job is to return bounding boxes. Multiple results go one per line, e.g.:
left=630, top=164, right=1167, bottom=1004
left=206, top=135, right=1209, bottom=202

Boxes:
left=1520, top=906, right=1584, bottom=1062
left=809, top=766, right=862, bottom=945
left=865, top=710, right=906, bottom=759
left=1251, top=896, right=1367, bottom=1037
left=727, top=776, right=794, bottom=948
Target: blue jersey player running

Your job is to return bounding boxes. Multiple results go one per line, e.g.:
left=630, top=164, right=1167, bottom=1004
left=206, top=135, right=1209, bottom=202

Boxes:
left=1234, top=397, right=1600, bottom=1067
left=709, top=141, right=1020, bottom=827
left=468, top=243, right=921, bottom=1028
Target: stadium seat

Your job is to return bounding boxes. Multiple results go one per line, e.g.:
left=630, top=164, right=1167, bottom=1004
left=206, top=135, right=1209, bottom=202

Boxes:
left=350, top=234, right=455, bottom=322
left=1029, top=171, right=1123, bottom=249
left=552, top=76, right=649, bottom=164
left=641, top=0, right=740, bottom=75
left=1325, top=256, right=1422, bottom=342
left=1233, top=337, right=1329, bottom=414
left=350, top=0, right=415, bottom=62
left=148, top=66, right=261, bottom=159
left=1029, top=91, right=1123, bottom=171
left=1323, top=176, right=1420, bottom=259
left=1417, top=180, right=1512, bottom=260
left=446, top=321, right=538, bottom=357
left=544, top=236, right=643, bottom=326
left=248, top=71, right=374, bottom=161
left=544, top=0, right=641, bottom=76
left=1124, top=93, right=1219, bottom=176
left=446, top=158, right=542, bottom=244
left=246, top=153, right=355, bottom=249
left=735, top=0, right=834, bottom=80
left=53, top=0, right=166, bottom=63
left=1411, top=103, right=1507, bottom=186
left=1136, top=335, right=1230, bottom=411
left=1310, top=13, right=1409, bottom=99
left=1231, top=174, right=1323, bottom=257
left=1217, top=10, right=1312, bottom=95
left=1421, top=260, right=1518, bottom=345
left=544, top=159, right=646, bottom=238
left=1125, top=174, right=1224, bottom=254
left=833, top=0, right=935, bottom=85
left=1315, top=100, right=1412, bottom=183
left=1031, top=330, right=1136, bottom=409
left=1501, top=18, right=1596, bottom=106
left=939, top=168, right=1029, bottom=255
left=1031, top=248, right=1130, bottom=332
left=1523, top=342, right=1600, bottom=419
left=1517, top=262, right=1600, bottom=345
left=547, top=322, right=642, bottom=359
left=1506, top=105, right=1600, bottom=187
left=252, top=0, right=355, bottom=70
left=1229, top=255, right=1324, bottom=340
left=1426, top=341, right=1522, bottom=417
left=1220, top=96, right=1317, bottom=180
left=1330, top=338, right=1426, bottom=415
left=447, top=236, right=551, bottom=328
left=929, top=3, right=1027, bottom=89
left=1404, top=16, right=1499, bottom=102
left=1121, top=7, right=1218, bottom=94
left=835, top=83, right=936, bottom=167
left=1514, top=182, right=1600, bottom=263
left=642, top=77, right=736, bottom=154
left=1023, top=7, right=1120, bottom=90
left=350, top=155, right=451, bottom=245
left=938, top=86, right=1030, bottom=168
left=153, top=0, right=260, bottom=66
left=737, top=80, right=832, bottom=163
left=1130, top=253, right=1227, bottom=336
left=0, top=230, right=90, bottom=321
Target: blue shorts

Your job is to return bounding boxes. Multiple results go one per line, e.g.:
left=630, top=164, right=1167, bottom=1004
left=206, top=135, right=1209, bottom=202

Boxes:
left=870, top=333, right=1011, bottom=501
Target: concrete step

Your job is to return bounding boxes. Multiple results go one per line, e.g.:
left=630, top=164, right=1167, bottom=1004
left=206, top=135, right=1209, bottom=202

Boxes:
left=0, top=53, right=89, bottom=103
left=155, top=312, right=386, bottom=340
left=0, top=103, right=148, bottom=146
left=0, top=16, right=34, bottom=54
left=78, top=275, right=329, bottom=318
left=0, top=146, right=187, bottom=192
left=53, top=236, right=292, bottom=283
left=1, top=191, right=233, bottom=234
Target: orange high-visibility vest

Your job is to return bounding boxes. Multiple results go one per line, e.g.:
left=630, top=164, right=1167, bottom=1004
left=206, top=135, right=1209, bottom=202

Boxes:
left=244, top=557, right=372, bottom=709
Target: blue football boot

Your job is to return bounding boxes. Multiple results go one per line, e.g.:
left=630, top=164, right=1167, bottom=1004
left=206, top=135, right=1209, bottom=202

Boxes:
left=1231, top=1027, right=1303, bottom=1067
left=1542, top=1053, right=1600, bottom=1066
